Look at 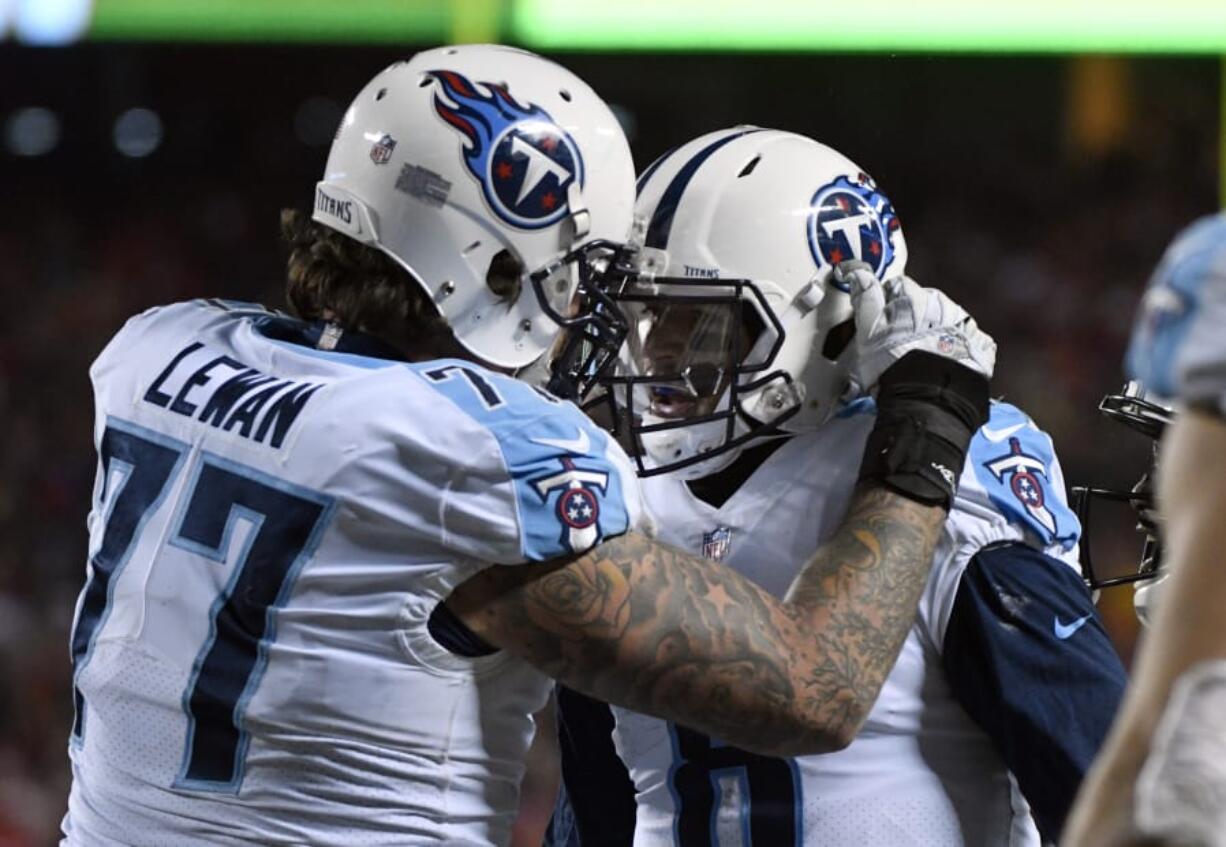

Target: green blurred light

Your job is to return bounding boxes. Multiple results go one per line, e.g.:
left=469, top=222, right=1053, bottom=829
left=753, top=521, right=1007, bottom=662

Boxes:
left=511, top=0, right=1226, bottom=53
left=1221, top=59, right=1226, bottom=207
left=89, top=0, right=452, bottom=43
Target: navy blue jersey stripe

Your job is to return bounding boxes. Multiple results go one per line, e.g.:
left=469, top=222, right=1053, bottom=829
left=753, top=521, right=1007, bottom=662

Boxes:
left=635, top=145, right=678, bottom=197
left=552, top=685, right=637, bottom=846
left=643, top=128, right=762, bottom=249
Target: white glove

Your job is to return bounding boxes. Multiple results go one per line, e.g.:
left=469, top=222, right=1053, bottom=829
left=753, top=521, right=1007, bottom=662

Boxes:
left=837, top=261, right=997, bottom=394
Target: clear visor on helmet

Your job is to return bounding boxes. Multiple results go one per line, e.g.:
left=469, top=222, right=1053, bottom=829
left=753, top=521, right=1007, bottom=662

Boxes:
left=595, top=275, right=796, bottom=477
left=630, top=297, right=759, bottom=420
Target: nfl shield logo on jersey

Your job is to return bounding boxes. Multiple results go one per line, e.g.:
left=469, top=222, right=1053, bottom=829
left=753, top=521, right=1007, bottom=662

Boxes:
left=701, top=526, right=732, bottom=562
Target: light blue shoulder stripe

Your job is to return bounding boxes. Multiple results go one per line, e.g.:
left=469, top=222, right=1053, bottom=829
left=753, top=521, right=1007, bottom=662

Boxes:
left=407, top=360, right=632, bottom=562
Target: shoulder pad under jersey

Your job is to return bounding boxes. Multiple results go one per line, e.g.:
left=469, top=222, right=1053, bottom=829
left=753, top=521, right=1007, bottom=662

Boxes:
left=407, top=360, right=641, bottom=563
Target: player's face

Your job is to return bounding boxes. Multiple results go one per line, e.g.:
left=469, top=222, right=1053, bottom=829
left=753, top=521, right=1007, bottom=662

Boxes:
left=636, top=301, right=756, bottom=419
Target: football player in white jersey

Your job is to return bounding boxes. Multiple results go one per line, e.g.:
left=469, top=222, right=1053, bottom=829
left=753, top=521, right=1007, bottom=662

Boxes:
left=548, top=129, right=1127, bottom=846
left=63, top=50, right=998, bottom=846
left=1065, top=214, right=1226, bottom=847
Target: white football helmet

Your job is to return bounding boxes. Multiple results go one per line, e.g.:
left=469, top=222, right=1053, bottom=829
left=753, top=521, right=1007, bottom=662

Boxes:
left=601, top=127, right=908, bottom=478
left=313, top=44, right=635, bottom=371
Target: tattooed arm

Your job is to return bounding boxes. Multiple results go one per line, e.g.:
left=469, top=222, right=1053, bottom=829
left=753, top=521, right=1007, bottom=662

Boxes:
left=448, top=485, right=944, bottom=757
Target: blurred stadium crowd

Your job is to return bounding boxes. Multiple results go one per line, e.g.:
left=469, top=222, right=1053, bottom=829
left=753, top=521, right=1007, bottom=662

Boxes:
left=0, top=45, right=1219, bottom=844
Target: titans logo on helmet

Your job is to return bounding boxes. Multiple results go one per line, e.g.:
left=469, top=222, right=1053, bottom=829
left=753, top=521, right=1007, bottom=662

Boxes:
left=807, top=173, right=902, bottom=287
left=428, top=70, right=585, bottom=230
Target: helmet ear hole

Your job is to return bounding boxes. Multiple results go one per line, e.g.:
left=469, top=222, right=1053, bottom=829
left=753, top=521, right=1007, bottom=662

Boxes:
left=821, top=318, right=855, bottom=361
left=486, top=249, right=524, bottom=304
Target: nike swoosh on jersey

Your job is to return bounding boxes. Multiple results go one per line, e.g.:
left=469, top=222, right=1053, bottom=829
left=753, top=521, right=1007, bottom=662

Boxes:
left=531, top=430, right=591, bottom=455
left=980, top=422, right=1028, bottom=442
left=1053, top=613, right=1093, bottom=640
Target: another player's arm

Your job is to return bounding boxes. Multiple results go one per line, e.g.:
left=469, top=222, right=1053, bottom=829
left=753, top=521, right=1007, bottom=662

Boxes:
left=1065, top=409, right=1226, bottom=847
left=450, top=485, right=944, bottom=758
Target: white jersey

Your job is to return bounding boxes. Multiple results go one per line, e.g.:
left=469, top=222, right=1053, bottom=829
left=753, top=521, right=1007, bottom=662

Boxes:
left=600, top=399, right=1081, bottom=847
left=64, top=300, right=643, bottom=846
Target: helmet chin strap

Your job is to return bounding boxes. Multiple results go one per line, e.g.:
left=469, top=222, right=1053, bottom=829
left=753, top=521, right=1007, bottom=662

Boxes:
left=1133, top=572, right=1168, bottom=628
left=513, top=351, right=552, bottom=389
left=639, top=412, right=743, bottom=481
left=638, top=382, right=789, bottom=481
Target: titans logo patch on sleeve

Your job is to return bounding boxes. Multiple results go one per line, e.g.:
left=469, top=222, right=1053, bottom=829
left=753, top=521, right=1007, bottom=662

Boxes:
left=428, top=69, right=585, bottom=230
left=982, top=437, right=1059, bottom=536
left=531, top=458, right=609, bottom=554
left=970, top=406, right=1080, bottom=551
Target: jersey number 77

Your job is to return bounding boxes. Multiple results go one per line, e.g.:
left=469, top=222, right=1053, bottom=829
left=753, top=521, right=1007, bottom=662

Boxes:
left=70, top=418, right=334, bottom=792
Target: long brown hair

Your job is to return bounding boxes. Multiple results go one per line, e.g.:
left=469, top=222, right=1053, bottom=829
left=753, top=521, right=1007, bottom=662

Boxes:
left=280, top=208, right=453, bottom=355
